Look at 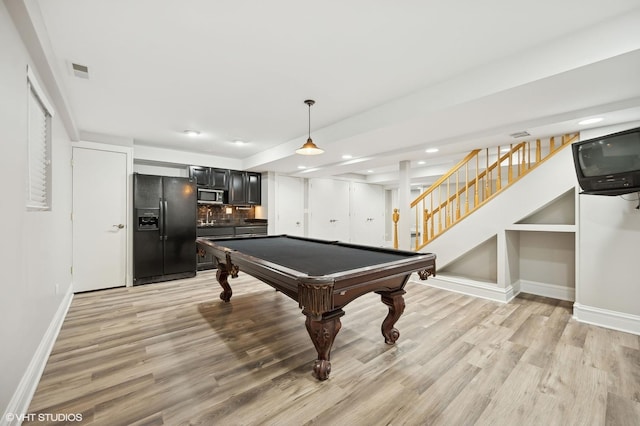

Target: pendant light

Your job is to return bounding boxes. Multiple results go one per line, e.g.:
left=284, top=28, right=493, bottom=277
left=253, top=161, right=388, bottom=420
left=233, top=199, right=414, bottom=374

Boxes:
left=296, top=99, right=324, bottom=155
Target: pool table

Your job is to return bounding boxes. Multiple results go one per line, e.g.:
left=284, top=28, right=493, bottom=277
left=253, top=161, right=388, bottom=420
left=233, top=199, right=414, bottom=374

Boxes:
left=196, top=234, right=436, bottom=380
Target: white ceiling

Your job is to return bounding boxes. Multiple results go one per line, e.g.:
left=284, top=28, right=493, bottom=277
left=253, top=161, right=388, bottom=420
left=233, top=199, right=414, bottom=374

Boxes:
left=25, top=0, right=640, bottom=184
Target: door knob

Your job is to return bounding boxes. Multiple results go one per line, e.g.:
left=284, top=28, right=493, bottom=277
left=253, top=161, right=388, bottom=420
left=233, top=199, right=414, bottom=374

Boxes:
left=113, top=224, right=125, bottom=229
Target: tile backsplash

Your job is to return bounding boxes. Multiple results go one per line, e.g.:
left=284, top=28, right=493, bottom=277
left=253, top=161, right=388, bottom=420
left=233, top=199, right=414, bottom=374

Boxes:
left=197, top=205, right=255, bottom=224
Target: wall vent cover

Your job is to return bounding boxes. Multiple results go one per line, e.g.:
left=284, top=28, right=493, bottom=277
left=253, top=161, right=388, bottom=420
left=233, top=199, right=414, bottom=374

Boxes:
left=509, top=131, right=530, bottom=138
left=71, top=63, right=89, bottom=79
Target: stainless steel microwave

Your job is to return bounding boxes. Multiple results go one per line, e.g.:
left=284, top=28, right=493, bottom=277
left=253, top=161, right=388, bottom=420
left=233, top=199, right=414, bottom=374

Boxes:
left=197, top=188, right=224, bottom=204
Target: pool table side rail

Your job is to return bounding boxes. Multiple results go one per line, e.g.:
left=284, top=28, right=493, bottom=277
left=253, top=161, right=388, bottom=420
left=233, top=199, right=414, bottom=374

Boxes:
left=201, top=233, right=430, bottom=259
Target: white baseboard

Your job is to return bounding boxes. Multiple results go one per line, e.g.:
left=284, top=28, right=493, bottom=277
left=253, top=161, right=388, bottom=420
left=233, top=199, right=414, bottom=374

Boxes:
left=412, top=274, right=639, bottom=336
left=519, top=279, right=575, bottom=302
left=573, top=303, right=640, bottom=336
left=412, top=274, right=516, bottom=303
left=1, top=287, right=73, bottom=426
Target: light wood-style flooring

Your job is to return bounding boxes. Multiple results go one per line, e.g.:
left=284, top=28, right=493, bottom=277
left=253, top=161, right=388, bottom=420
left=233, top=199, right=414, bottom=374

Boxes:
left=26, top=271, right=640, bottom=425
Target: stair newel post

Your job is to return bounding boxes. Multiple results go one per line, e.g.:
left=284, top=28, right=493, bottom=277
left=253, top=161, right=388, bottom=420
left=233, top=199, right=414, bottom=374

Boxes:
left=392, top=208, right=399, bottom=249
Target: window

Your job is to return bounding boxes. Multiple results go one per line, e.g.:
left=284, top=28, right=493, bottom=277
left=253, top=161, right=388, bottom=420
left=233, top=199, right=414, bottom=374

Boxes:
left=26, top=65, right=54, bottom=210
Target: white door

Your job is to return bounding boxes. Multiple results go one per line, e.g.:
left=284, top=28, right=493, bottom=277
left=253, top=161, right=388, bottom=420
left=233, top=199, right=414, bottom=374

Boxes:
left=276, top=175, right=305, bottom=236
left=350, top=182, right=385, bottom=246
left=72, top=147, right=128, bottom=292
left=308, top=178, right=350, bottom=241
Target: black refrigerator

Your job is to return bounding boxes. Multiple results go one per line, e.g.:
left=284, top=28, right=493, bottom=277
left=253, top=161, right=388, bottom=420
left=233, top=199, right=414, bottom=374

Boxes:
left=133, top=174, right=197, bottom=285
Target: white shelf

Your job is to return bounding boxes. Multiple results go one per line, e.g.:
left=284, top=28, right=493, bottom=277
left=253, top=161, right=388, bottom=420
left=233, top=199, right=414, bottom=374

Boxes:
left=505, top=224, right=575, bottom=233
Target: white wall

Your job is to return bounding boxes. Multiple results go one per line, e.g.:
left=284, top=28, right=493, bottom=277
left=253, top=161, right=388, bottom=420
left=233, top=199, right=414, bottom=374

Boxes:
left=133, top=162, right=188, bottom=177
left=440, top=236, right=498, bottom=282
left=1, top=2, right=73, bottom=417
left=576, top=122, right=640, bottom=327
left=519, top=231, right=575, bottom=288
left=133, top=144, right=243, bottom=171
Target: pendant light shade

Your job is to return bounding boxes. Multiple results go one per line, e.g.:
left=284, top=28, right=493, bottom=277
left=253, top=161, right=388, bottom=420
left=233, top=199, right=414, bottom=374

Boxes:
left=296, top=99, right=324, bottom=155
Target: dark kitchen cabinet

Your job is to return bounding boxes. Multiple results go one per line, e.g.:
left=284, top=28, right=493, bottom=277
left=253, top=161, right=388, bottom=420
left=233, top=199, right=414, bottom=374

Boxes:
left=210, top=168, right=229, bottom=190
left=196, top=226, right=234, bottom=270
left=189, top=166, right=229, bottom=190
left=188, top=166, right=209, bottom=187
left=246, top=172, right=261, bottom=205
left=228, top=171, right=261, bottom=205
left=235, top=225, right=267, bottom=236
left=228, top=170, right=246, bottom=204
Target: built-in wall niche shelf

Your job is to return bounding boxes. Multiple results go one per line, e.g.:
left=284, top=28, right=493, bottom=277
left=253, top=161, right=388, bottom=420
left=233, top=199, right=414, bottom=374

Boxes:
left=435, top=187, right=578, bottom=302
left=515, top=188, right=576, bottom=226
left=439, top=236, right=497, bottom=283
left=503, top=188, right=577, bottom=301
left=504, top=229, right=576, bottom=301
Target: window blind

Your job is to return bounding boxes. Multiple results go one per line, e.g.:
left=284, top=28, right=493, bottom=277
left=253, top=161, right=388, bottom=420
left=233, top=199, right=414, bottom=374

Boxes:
left=26, top=66, right=54, bottom=211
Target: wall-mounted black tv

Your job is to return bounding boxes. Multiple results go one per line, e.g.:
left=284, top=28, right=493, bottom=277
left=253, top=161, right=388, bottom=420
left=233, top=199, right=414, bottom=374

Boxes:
left=572, top=126, right=640, bottom=196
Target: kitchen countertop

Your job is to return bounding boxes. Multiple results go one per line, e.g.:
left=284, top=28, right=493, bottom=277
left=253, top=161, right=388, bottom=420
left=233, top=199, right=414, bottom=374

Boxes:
left=197, top=219, right=267, bottom=228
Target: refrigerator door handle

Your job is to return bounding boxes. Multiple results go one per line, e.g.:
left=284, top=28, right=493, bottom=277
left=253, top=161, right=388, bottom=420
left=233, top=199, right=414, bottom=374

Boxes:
left=159, top=198, right=164, bottom=240
left=163, top=200, right=168, bottom=240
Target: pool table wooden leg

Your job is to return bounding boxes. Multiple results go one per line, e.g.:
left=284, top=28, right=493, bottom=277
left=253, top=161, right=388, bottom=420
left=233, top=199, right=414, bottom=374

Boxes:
left=304, top=309, right=344, bottom=381
left=380, top=289, right=406, bottom=344
left=215, top=261, right=233, bottom=302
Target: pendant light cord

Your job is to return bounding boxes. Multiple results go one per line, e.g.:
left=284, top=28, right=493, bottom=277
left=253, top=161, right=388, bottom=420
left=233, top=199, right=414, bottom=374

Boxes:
left=308, top=102, right=311, bottom=140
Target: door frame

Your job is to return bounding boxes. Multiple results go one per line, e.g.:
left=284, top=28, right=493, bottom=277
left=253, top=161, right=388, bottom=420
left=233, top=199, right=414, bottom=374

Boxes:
left=72, top=140, right=134, bottom=287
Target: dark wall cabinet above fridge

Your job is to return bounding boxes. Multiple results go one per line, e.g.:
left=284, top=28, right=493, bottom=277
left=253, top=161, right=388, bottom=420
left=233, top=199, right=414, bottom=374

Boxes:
left=188, top=166, right=229, bottom=190
left=228, top=171, right=261, bottom=205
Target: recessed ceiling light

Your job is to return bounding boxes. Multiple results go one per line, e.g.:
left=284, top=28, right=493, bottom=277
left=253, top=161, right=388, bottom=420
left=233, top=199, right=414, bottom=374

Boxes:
left=418, top=161, right=426, bottom=165
left=425, top=148, right=439, bottom=153
left=342, top=154, right=353, bottom=159
left=232, top=139, right=246, bottom=145
left=367, top=170, right=374, bottom=173
left=183, top=130, right=200, bottom=137
left=297, top=166, right=306, bottom=169
left=578, top=117, right=603, bottom=125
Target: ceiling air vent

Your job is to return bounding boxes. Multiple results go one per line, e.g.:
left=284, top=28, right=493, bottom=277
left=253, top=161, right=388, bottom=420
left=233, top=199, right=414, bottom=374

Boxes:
left=71, top=63, right=89, bottom=79
left=509, top=131, right=530, bottom=138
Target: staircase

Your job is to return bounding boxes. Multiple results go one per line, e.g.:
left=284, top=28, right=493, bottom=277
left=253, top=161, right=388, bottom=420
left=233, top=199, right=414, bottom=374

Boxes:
left=407, top=133, right=580, bottom=302
left=410, top=133, right=578, bottom=251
